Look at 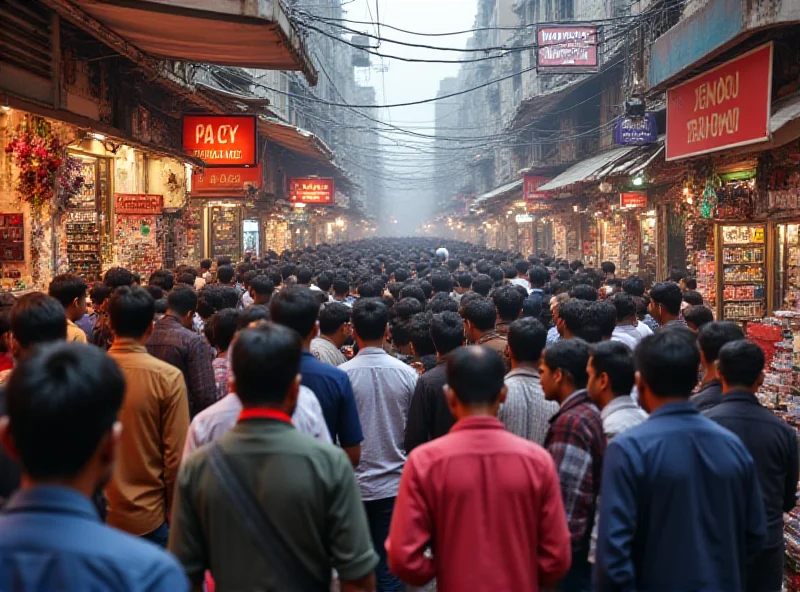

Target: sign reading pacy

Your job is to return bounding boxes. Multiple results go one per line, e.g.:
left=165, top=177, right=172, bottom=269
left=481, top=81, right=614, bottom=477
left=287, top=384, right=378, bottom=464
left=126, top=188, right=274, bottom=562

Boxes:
left=537, top=26, right=598, bottom=70
left=523, top=175, right=549, bottom=201
left=289, top=178, right=335, bottom=205
left=193, top=165, right=261, bottom=192
left=182, top=115, right=257, bottom=166
left=620, top=191, right=648, bottom=209
left=666, top=43, right=772, bottom=161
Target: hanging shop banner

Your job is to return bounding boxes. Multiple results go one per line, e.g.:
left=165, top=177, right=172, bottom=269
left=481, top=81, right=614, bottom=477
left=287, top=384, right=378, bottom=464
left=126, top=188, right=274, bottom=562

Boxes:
left=523, top=175, right=549, bottom=201
left=615, top=113, right=658, bottom=146
left=620, top=191, right=648, bottom=208
left=114, top=194, right=163, bottom=215
left=537, top=26, right=598, bottom=71
left=182, top=115, right=258, bottom=166
left=192, top=165, right=261, bottom=192
left=289, top=177, right=335, bottom=205
left=666, top=43, right=773, bottom=161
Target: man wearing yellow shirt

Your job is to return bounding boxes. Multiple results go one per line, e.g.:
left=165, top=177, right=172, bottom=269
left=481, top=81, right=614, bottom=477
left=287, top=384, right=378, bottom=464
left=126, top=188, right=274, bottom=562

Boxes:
left=48, top=274, right=88, bottom=344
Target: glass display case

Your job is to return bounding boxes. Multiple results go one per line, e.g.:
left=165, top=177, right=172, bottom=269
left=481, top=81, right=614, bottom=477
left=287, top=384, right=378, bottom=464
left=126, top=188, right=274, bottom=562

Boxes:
left=773, top=223, right=800, bottom=313
left=65, top=155, right=102, bottom=281
left=719, top=223, right=766, bottom=321
left=210, top=206, right=241, bottom=261
left=243, top=219, right=260, bottom=257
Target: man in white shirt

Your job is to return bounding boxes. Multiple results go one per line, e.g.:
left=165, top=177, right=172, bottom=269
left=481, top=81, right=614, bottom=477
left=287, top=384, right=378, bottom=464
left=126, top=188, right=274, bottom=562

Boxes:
left=311, top=302, right=351, bottom=367
left=609, top=293, right=644, bottom=350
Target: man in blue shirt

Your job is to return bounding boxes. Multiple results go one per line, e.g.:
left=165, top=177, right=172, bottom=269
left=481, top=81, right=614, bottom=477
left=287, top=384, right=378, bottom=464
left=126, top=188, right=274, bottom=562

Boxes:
left=0, top=342, right=187, bottom=592
left=271, top=286, right=363, bottom=466
left=595, top=329, right=766, bottom=592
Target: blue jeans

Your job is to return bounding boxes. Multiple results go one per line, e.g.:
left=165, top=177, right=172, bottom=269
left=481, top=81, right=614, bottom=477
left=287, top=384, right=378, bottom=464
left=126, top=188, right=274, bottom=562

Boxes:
left=141, top=522, right=169, bottom=548
left=363, top=497, right=405, bottom=592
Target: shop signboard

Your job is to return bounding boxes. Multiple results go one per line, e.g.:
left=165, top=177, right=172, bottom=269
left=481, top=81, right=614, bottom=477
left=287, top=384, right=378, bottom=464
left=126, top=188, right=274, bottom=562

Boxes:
left=114, top=194, right=163, bottom=215
left=289, top=177, right=335, bottom=205
left=182, top=115, right=258, bottom=166
left=515, top=214, right=533, bottom=224
left=192, top=165, right=261, bottom=192
left=666, top=42, right=773, bottom=161
left=537, top=26, right=598, bottom=71
left=620, top=191, right=648, bottom=209
left=615, top=113, right=658, bottom=146
left=523, top=175, right=549, bottom=201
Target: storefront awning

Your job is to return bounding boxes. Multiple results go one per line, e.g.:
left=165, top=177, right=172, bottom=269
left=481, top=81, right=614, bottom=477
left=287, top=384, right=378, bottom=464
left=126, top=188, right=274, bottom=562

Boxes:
left=72, top=0, right=317, bottom=84
left=537, top=146, right=639, bottom=192
left=771, top=93, right=800, bottom=136
left=475, top=179, right=523, bottom=204
left=259, top=117, right=334, bottom=164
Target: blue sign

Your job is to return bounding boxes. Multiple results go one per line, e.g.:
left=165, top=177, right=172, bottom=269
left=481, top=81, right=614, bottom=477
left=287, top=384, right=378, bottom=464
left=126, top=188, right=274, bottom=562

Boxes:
left=614, top=113, right=658, bottom=146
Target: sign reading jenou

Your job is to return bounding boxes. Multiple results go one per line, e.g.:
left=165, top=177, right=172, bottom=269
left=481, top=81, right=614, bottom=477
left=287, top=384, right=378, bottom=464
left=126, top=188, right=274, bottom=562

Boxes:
left=182, top=115, right=257, bottom=166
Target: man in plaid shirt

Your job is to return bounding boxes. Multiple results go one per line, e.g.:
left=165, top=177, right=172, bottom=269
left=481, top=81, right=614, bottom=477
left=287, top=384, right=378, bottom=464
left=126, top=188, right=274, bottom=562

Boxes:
left=541, top=338, right=606, bottom=592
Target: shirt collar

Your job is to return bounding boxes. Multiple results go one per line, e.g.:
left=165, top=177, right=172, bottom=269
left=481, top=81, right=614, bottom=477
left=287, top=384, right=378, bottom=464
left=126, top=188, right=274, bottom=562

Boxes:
left=649, top=400, right=699, bottom=418
left=356, top=346, right=387, bottom=357
left=505, top=366, right=540, bottom=380
left=550, top=389, right=591, bottom=423
left=109, top=338, right=148, bottom=354
left=449, top=416, right=505, bottom=433
left=601, top=395, right=640, bottom=420
left=5, top=486, right=99, bottom=522
left=697, top=378, right=721, bottom=393
left=720, top=388, right=761, bottom=405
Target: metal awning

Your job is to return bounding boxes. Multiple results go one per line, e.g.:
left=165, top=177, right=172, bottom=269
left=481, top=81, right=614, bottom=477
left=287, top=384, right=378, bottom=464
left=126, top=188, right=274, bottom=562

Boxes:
left=475, top=179, right=523, bottom=204
left=538, top=146, right=638, bottom=192
left=771, top=93, right=800, bottom=135
left=72, top=0, right=317, bottom=84
left=258, top=117, right=334, bottom=164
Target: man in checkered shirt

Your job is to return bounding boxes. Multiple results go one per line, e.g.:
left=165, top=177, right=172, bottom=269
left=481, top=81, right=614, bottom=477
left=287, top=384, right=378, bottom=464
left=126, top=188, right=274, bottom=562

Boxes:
left=541, top=338, right=606, bottom=592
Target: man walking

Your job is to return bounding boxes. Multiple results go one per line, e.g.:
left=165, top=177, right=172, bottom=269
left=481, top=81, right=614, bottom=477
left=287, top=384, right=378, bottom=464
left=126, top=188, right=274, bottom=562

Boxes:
left=693, top=321, right=744, bottom=412
left=388, top=346, right=571, bottom=591
left=48, top=273, right=88, bottom=343
left=341, top=299, right=418, bottom=591
left=311, top=301, right=351, bottom=367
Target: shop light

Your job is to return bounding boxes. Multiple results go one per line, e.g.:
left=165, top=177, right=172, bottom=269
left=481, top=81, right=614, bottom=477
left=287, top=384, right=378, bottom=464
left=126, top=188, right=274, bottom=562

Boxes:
left=514, top=201, right=526, bottom=208
left=294, top=203, right=306, bottom=209
left=506, top=210, right=513, bottom=215
left=0, top=106, right=10, bottom=113
left=573, top=205, right=579, bottom=212
left=335, top=218, right=345, bottom=228
left=686, top=196, right=694, bottom=205
left=89, top=132, right=106, bottom=141
left=631, top=175, right=644, bottom=187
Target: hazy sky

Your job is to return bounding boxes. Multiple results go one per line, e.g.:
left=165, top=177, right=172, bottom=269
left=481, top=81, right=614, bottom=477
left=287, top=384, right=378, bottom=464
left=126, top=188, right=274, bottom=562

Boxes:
left=343, top=0, right=478, bottom=233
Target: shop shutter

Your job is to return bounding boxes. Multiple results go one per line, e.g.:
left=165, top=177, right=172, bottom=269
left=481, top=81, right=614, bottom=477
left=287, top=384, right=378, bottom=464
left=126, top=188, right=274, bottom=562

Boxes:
left=0, top=0, right=53, bottom=80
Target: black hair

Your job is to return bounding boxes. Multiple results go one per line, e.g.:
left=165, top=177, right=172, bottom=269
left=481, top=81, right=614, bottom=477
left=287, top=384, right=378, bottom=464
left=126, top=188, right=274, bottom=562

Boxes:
left=317, top=272, right=333, bottom=292
left=454, top=271, right=473, bottom=289
left=430, top=311, right=464, bottom=355
left=154, top=298, right=168, bottom=315
left=11, top=293, right=67, bottom=349
left=399, top=284, right=426, bottom=305
left=529, top=266, right=549, bottom=288
left=521, top=293, right=543, bottom=319
left=219, top=286, right=239, bottom=310
left=682, top=290, right=704, bottom=306
left=166, top=285, right=198, bottom=316
left=250, top=275, right=275, bottom=297
left=389, top=318, right=411, bottom=347
left=503, top=265, right=518, bottom=279
left=611, top=292, right=636, bottom=321
left=431, top=272, right=454, bottom=294
left=351, top=298, right=390, bottom=341
left=209, top=309, right=239, bottom=352
left=296, top=267, right=313, bottom=285
left=145, top=285, right=164, bottom=302
left=569, top=283, right=598, bottom=302
left=177, top=272, right=196, bottom=286
left=446, top=346, right=506, bottom=406
left=357, top=281, right=379, bottom=299
left=684, top=278, right=698, bottom=290
left=319, top=302, right=351, bottom=335
left=493, top=284, right=524, bottom=322
left=48, top=274, right=87, bottom=310
left=104, top=267, right=133, bottom=290
left=394, top=297, right=424, bottom=320
left=409, top=312, right=436, bottom=356
left=333, top=278, right=350, bottom=296
left=6, top=342, right=125, bottom=479
left=217, top=257, right=232, bottom=268
left=634, top=329, right=700, bottom=397
left=570, top=260, right=584, bottom=272
left=650, top=282, right=683, bottom=315
left=489, top=268, right=505, bottom=284
left=200, top=259, right=212, bottom=271
left=669, top=268, right=687, bottom=283
left=543, top=338, right=590, bottom=389
left=622, top=276, right=645, bottom=297
left=580, top=301, right=617, bottom=343
left=426, top=293, right=459, bottom=314
left=508, top=317, right=546, bottom=363
left=472, top=274, right=493, bottom=297
left=514, top=259, right=530, bottom=275
left=89, top=282, right=112, bottom=307
left=149, top=270, right=175, bottom=292
left=217, top=265, right=235, bottom=285
left=237, top=305, right=270, bottom=330
left=601, top=261, right=616, bottom=275
left=718, top=340, right=765, bottom=388
left=232, top=324, right=302, bottom=407
left=558, top=299, right=586, bottom=335
left=463, top=297, right=497, bottom=332
left=683, top=305, right=714, bottom=330
left=419, top=280, right=433, bottom=300
left=590, top=340, right=635, bottom=397
left=393, top=268, right=410, bottom=283
left=108, top=286, right=155, bottom=339
left=270, top=286, right=320, bottom=339
left=697, top=321, right=744, bottom=364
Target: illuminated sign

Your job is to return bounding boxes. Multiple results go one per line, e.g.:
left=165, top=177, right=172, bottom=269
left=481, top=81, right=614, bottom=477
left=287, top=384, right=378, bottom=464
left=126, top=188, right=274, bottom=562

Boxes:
left=537, top=26, right=599, bottom=71
left=115, top=194, right=163, bottom=215
left=620, top=191, right=648, bottom=209
left=289, top=177, right=335, bottom=205
left=182, top=115, right=258, bottom=166
left=192, top=165, right=261, bottom=192
left=523, top=175, right=549, bottom=201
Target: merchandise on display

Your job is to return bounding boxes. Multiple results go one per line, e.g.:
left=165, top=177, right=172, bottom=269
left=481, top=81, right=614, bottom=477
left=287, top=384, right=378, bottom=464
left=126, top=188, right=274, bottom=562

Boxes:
left=210, top=206, right=241, bottom=261
left=65, top=156, right=102, bottom=281
left=720, top=224, right=766, bottom=321
left=114, top=215, right=162, bottom=279
left=264, top=219, right=290, bottom=254
left=686, top=218, right=716, bottom=312
left=775, top=224, right=800, bottom=312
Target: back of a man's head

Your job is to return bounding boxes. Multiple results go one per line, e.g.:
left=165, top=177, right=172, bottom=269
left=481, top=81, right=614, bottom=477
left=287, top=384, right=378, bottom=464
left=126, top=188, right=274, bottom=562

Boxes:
left=650, top=282, right=683, bottom=316
left=601, top=261, right=616, bottom=275
left=108, top=286, right=155, bottom=340
left=409, top=312, right=436, bottom=357
left=569, top=283, right=598, bottom=302
left=426, top=293, right=459, bottom=314
left=683, top=305, right=714, bottom=331
left=697, top=321, right=744, bottom=364
left=399, top=284, right=427, bottom=306
left=718, top=340, right=765, bottom=390
left=557, top=299, right=586, bottom=337
left=634, top=329, right=700, bottom=398
left=269, top=286, right=321, bottom=339
left=167, top=285, right=198, bottom=317
left=622, top=276, right=645, bottom=297
left=4, top=343, right=124, bottom=481
left=543, top=338, right=591, bottom=389
left=232, top=324, right=302, bottom=407
left=11, top=293, right=67, bottom=351
left=430, top=311, right=464, bottom=356
left=446, top=346, right=505, bottom=407
left=529, top=265, right=549, bottom=288
left=48, top=273, right=87, bottom=311
left=250, top=275, right=275, bottom=297
left=454, top=271, right=472, bottom=290
left=493, top=285, right=524, bottom=322
left=508, top=317, right=546, bottom=364
left=352, top=298, right=390, bottom=342
left=580, top=301, right=617, bottom=343
left=296, top=267, right=313, bottom=285
left=149, top=269, right=175, bottom=292
left=217, top=265, right=235, bottom=285
left=463, top=297, right=497, bottom=332
left=319, top=302, right=351, bottom=336
left=104, top=267, right=133, bottom=290
left=611, top=292, right=636, bottom=322
left=430, top=272, right=453, bottom=295
left=471, top=274, right=493, bottom=297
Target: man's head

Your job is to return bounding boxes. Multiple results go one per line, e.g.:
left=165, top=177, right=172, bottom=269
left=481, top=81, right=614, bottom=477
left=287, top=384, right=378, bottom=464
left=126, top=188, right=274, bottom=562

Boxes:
left=10, top=293, right=67, bottom=357
left=718, top=340, right=765, bottom=393
left=296, top=267, right=313, bottom=286
left=108, top=286, right=155, bottom=342
left=103, top=267, right=133, bottom=290
left=579, top=301, right=617, bottom=343
left=332, top=278, right=350, bottom=298
left=149, top=270, right=174, bottom=293
left=231, top=324, right=302, bottom=415
left=648, top=282, right=683, bottom=324
left=430, top=272, right=454, bottom=295
left=540, top=338, right=591, bottom=403
left=683, top=305, right=715, bottom=332
left=697, top=321, right=744, bottom=369
left=611, top=292, right=637, bottom=325
left=426, top=293, right=459, bottom=314
left=445, top=346, right=507, bottom=419
left=587, top=341, right=635, bottom=410
left=399, top=284, right=427, bottom=305
left=569, top=283, right=598, bottom=302
left=351, top=298, right=390, bottom=346
left=601, top=261, right=616, bottom=277
left=200, top=259, right=212, bottom=272
left=0, top=343, right=124, bottom=492
left=634, top=328, right=700, bottom=413
left=471, top=274, right=493, bottom=297
left=430, top=311, right=464, bottom=356
left=270, top=286, right=321, bottom=343
left=529, top=265, right=549, bottom=289
left=507, top=317, right=546, bottom=367
left=209, top=308, right=239, bottom=353
left=250, top=275, right=275, bottom=305
left=622, top=276, right=645, bottom=297
left=48, top=273, right=88, bottom=322
left=409, top=312, right=436, bottom=358
left=454, top=271, right=472, bottom=293
left=166, top=286, right=198, bottom=329
left=318, top=301, right=352, bottom=347
left=556, top=299, right=585, bottom=339
left=682, top=290, right=704, bottom=306
left=217, top=265, right=235, bottom=286
left=493, top=285, right=524, bottom=323
left=462, top=297, right=497, bottom=342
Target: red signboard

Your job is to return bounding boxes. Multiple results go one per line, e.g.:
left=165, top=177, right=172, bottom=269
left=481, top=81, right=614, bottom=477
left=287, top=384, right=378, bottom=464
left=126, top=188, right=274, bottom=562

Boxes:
left=182, top=114, right=258, bottom=166
left=289, top=178, right=335, bottom=205
left=537, top=26, right=598, bottom=70
left=620, top=191, right=648, bottom=209
left=192, top=165, right=261, bottom=192
left=115, top=194, right=163, bottom=215
left=666, top=43, right=773, bottom=161
left=523, top=175, right=549, bottom=201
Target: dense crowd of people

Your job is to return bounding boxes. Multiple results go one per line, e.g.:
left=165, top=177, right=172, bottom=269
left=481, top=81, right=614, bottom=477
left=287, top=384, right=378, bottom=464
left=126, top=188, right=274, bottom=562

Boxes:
left=0, top=237, right=794, bottom=592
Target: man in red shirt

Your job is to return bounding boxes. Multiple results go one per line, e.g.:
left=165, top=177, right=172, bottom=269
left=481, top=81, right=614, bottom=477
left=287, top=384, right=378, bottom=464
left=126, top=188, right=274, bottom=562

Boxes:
left=387, top=346, right=571, bottom=591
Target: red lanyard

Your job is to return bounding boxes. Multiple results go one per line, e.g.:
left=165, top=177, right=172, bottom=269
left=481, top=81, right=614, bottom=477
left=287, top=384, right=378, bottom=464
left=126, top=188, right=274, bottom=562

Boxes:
left=238, top=408, right=293, bottom=425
